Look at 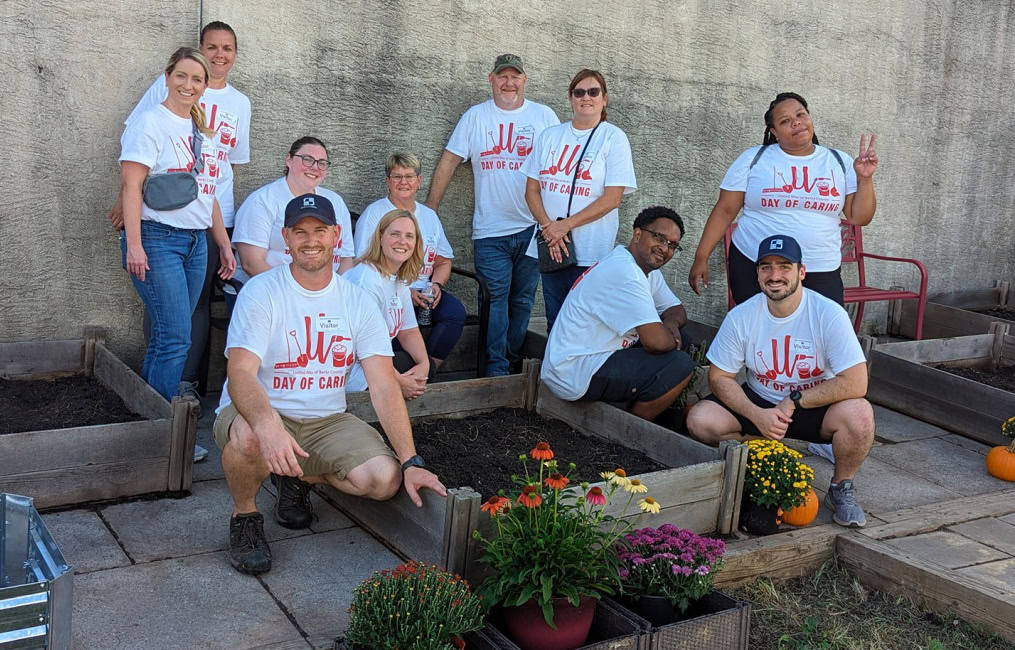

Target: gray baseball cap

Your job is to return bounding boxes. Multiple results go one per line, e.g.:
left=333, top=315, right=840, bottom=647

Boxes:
left=492, top=53, right=524, bottom=74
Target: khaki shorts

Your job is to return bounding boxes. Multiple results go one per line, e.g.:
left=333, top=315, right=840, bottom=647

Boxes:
left=213, top=403, right=396, bottom=479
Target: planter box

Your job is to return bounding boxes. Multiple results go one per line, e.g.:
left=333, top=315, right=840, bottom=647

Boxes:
left=867, top=326, right=1012, bottom=447
left=609, top=592, right=751, bottom=650
left=889, top=281, right=1014, bottom=339
left=321, top=361, right=747, bottom=583
left=478, top=598, right=647, bottom=650
left=0, top=331, right=200, bottom=508
left=0, top=493, right=72, bottom=649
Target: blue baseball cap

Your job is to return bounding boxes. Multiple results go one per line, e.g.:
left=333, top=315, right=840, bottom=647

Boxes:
left=757, top=235, right=803, bottom=264
left=285, top=193, right=336, bottom=228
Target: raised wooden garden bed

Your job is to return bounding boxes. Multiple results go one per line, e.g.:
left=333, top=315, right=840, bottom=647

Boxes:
left=322, top=360, right=747, bottom=582
left=866, top=326, right=1013, bottom=447
left=0, top=331, right=199, bottom=508
left=889, top=280, right=1014, bottom=339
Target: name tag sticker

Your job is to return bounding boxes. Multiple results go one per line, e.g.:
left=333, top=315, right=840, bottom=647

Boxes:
left=317, top=316, right=342, bottom=332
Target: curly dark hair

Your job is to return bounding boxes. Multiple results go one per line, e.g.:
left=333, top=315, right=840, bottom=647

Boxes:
left=633, top=206, right=684, bottom=238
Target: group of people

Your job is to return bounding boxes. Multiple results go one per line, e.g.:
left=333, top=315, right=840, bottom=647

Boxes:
left=115, top=21, right=881, bottom=576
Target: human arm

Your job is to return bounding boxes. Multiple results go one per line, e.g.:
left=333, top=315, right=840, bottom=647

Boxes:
left=842, top=134, right=877, bottom=227
left=227, top=347, right=309, bottom=476
left=424, top=150, right=465, bottom=211
left=360, top=354, right=447, bottom=506
left=777, top=362, right=868, bottom=415
left=234, top=242, right=273, bottom=277
left=109, top=192, right=125, bottom=231
left=394, top=327, right=430, bottom=400
left=540, top=186, right=626, bottom=248
left=660, top=304, right=688, bottom=348
left=634, top=322, right=678, bottom=353
left=525, top=176, right=569, bottom=264
left=120, top=161, right=150, bottom=281
left=210, top=199, right=236, bottom=279
left=688, top=189, right=745, bottom=295
left=337, top=256, right=355, bottom=274
left=709, top=365, right=792, bottom=440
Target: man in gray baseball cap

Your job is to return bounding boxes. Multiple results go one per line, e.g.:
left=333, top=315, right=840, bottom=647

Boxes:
left=425, top=55, right=560, bottom=376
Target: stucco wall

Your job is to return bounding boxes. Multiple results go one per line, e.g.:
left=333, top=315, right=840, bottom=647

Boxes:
left=2, top=0, right=1014, bottom=364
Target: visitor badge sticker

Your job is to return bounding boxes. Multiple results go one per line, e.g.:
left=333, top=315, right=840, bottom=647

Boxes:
left=317, top=315, right=342, bottom=332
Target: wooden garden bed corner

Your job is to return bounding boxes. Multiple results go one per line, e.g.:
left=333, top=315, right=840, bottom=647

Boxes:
left=889, top=280, right=1013, bottom=339
left=0, top=330, right=199, bottom=508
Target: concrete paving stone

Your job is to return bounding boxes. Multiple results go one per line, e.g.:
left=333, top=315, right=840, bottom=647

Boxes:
left=955, top=557, right=1015, bottom=594
left=872, top=404, right=952, bottom=442
left=259, top=527, right=402, bottom=636
left=1001, top=513, right=1015, bottom=526
left=948, top=517, right=1015, bottom=555
left=72, top=551, right=302, bottom=650
left=40, top=509, right=130, bottom=574
left=100, top=479, right=312, bottom=563
left=259, top=481, right=354, bottom=533
left=885, top=531, right=1010, bottom=569
left=939, top=433, right=993, bottom=456
left=805, top=454, right=962, bottom=514
left=870, top=437, right=1012, bottom=496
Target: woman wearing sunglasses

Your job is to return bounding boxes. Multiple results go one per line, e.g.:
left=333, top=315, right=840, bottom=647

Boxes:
left=522, top=68, right=637, bottom=332
left=232, top=136, right=355, bottom=288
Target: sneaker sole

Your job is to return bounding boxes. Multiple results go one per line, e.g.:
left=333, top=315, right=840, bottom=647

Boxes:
left=823, top=492, right=866, bottom=528
left=229, top=556, right=271, bottom=575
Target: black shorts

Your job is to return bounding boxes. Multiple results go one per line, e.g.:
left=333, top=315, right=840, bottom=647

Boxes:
left=704, top=382, right=831, bottom=443
left=728, top=242, right=845, bottom=307
left=581, top=347, right=694, bottom=405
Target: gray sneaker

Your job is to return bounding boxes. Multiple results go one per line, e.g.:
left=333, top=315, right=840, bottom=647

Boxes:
left=177, top=381, right=202, bottom=418
left=194, top=444, right=209, bottom=463
left=807, top=442, right=836, bottom=464
left=824, top=480, right=867, bottom=528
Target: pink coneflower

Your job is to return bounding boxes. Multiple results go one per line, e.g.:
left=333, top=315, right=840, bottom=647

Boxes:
left=585, top=486, right=607, bottom=506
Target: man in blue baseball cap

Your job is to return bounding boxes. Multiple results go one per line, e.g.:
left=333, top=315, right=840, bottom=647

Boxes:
left=685, top=234, right=874, bottom=528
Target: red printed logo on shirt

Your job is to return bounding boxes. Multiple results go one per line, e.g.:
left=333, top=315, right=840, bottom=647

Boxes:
left=752, top=336, right=827, bottom=393
left=759, top=165, right=842, bottom=213
left=271, top=315, right=355, bottom=391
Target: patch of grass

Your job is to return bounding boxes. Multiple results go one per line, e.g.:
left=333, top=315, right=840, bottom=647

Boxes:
left=730, top=560, right=1014, bottom=650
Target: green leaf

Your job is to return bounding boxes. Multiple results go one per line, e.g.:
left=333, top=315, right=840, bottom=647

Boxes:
left=541, top=599, right=557, bottom=629
left=541, top=574, right=553, bottom=604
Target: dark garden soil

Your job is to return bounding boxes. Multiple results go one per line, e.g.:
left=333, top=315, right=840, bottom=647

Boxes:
left=978, top=306, right=1015, bottom=321
left=413, top=408, right=667, bottom=499
left=936, top=364, right=1015, bottom=393
left=0, top=375, right=145, bottom=434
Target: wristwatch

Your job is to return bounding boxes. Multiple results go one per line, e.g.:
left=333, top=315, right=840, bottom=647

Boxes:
left=790, top=390, right=803, bottom=410
left=401, top=455, right=426, bottom=472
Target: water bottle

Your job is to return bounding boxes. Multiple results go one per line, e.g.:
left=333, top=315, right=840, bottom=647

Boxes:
left=417, top=282, right=434, bottom=326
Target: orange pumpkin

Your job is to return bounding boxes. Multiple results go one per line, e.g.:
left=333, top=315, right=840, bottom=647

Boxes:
left=986, top=442, right=1015, bottom=482
left=781, top=487, right=819, bottom=527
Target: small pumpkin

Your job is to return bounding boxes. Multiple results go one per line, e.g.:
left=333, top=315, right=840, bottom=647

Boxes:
left=986, top=442, right=1015, bottom=482
left=781, top=487, right=819, bottom=527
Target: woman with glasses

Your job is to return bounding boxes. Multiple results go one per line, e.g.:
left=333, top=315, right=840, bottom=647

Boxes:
left=688, top=92, right=878, bottom=306
left=119, top=47, right=236, bottom=403
left=232, top=136, right=355, bottom=288
left=522, top=68, right=637, bottom=332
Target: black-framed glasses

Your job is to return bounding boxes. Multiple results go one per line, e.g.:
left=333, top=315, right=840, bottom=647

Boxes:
left=570, top=87, right=602, bottom=98
left=640, top=228, right=682, bottom=252
left=291, top=154, right=330, bottom=170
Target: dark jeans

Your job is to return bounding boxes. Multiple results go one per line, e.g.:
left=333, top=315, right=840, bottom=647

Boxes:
left=728, top=242, right=845, bottom=307
left=541, top=264, right=588, bottom=334
left=417, top=289, right=465, bottom=361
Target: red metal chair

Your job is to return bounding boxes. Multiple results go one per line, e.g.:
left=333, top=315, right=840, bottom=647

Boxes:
left=723, top=220, right=928, bottom=339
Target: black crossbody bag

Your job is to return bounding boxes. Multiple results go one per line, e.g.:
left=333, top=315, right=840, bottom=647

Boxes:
left=536, top=122, right=601, bottom=273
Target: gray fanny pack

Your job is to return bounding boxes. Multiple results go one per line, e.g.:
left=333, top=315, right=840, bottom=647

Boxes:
left=142, top=120, right=205, bottom=211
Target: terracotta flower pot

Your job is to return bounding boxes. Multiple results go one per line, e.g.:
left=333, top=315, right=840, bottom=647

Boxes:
left=502, top=595, right=597, bottom=650
left=739, top=496, right=781, bottom=535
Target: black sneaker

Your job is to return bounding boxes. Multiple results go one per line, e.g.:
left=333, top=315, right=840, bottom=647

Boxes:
left=270, top=473, right=314, bottom=529
left=229, top=512, right=272, bottom=575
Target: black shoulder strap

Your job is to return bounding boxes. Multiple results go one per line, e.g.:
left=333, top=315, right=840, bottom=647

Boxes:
left=748, top=144, right=769, bottom=170
left=829, top=148, right=846, bottom=175
left=566, top=122, right=602, bottom=218
left=190, top=120, right=204, bottom=176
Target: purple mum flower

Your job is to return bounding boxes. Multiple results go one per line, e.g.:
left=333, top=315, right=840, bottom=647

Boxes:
left=695, top=565, right=711, bottom=576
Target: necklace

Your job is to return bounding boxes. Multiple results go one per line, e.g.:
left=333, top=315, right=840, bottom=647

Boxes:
left=569, top=122, right=592, bottom=138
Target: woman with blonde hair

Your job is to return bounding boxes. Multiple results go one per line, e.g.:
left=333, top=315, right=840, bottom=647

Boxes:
left=119, top=46, right=235, bottom=403
left=344, top=209, right=434, bottom=399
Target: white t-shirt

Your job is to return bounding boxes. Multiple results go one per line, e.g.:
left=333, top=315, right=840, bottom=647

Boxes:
left=119, top=105, right=221, bottom=230
left=217, top=265, right=392, bottom=420
left=125, top=75, right=252, bottom=226
left=342, top=262, right=419, bottom=391
left=445, top=99, right=560, bottom=239
left=231, top=177, right=355, bottom=288
left=541, top=245, right=681, bottom=401
left=707, top=289, right=867, bottom=404
left=522, top=121, right=637, bottom=267
left=721, top=145, right=857, bottom=272
left=353, top=198, right=454, bottom=290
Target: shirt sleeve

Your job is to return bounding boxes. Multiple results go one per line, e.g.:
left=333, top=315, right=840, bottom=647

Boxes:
left=124, top=76, right=167, bottom=128
left=353, top=205, right=380, bottom=256
left=445, top=109, right=473, bottom=160
left=822, top=303, right=868, bottom=375
left=354, top=294, right=396, bottom=360
left=521, top=128, right=549, bottom=181
left=434, top=215, right=454, bottom=258
left=649, top=272, right=681, bottom=313
left=706, top=312, right=747, bottom=374
left=838, top=149, right=858, bottom=195
left=229, top=94, right=252, bottom=165
left=224, top=281, right=272, bottom=361
left=231, top=190, right=272, bottom=248
left=719, top=147, right=757, bottom=193
left=603, top=127, right=637, bottom=192
left=118, top=114, right=160, bottom=169
left=400, top=283, right=419, bottom=329
left=598, top=277, right=663, bottom=337
left=334, top=197, right=356, bottom=258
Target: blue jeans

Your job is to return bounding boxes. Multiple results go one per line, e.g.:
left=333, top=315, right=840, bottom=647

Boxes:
left=419, top=290, right=465, bottom=361
left=474, top=226, right=540, bottom=376
left=121, top=221, right=207, bottom=401
left=541, top=264, right=588, bottom=334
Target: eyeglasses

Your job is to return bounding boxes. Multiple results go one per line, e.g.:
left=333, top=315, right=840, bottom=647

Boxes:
left=388, top=173, right=419, bottom=182
left=291, top=154, right=330, bottom=170
left=640, top=228, right=682, bottom=252
left=570, top=87, right=602, bottom=98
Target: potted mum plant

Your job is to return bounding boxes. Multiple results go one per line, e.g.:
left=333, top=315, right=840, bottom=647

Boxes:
left=340, top=561, right=484, bottom=650
left=986, top=416, right=1015, bottom=482
left=615, top=524, right=725, bottom=625
left=740, top=439, right=815, bottom=535
left=474, top=442, right=658, bottom=650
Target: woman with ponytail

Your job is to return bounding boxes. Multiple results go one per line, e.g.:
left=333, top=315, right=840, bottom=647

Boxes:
left=118, top=47, right=235, bottom=402
left=522, top=68, right=637, bottom=332
left=688, top=92, right=878, bottom=305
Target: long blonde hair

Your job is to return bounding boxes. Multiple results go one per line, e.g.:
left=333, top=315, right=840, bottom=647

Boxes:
left=357, top=209, right=424, bottom=284
left=164, top=47, right=215, bottom=137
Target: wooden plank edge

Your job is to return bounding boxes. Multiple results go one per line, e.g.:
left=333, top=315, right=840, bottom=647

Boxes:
left=859, top=488, right=1015, bottom=537
left=837, top=534, right=1015, bottom=643
left=0, top=338, right=85, bottom=377
left=717, top=441, right=748, bottom=534
left=0, top=457, right=171, bottom=509
left=94, top=342, right=173, bottom=420
left=715, top=523, right=840, bottom=588
left=178, top=397, right=200, bottom=490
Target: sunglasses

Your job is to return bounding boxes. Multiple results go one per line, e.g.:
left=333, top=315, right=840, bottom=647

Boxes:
left=570, top=87, right=602, bottom=98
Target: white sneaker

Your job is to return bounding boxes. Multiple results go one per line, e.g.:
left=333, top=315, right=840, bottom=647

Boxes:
left=808, top=442, right=836, bottom=464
